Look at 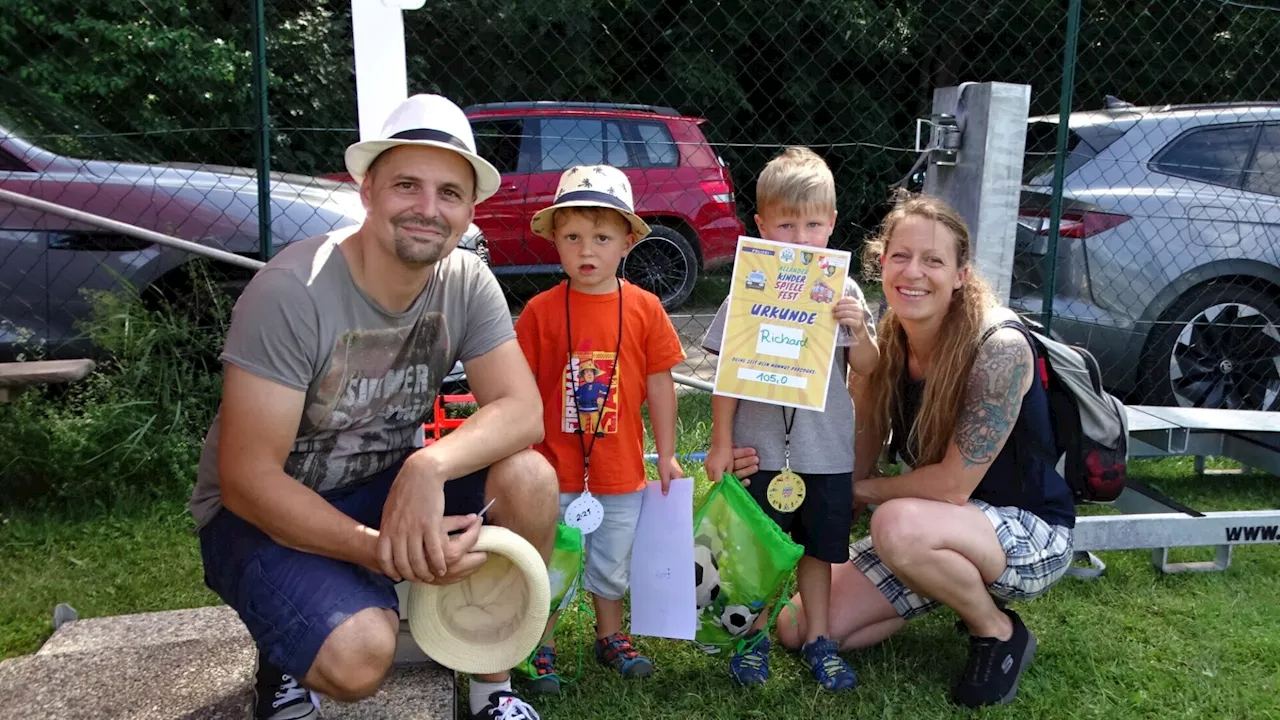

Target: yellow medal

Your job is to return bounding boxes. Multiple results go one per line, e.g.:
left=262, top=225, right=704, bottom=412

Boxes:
left=766, top=469, right=806, bottom=513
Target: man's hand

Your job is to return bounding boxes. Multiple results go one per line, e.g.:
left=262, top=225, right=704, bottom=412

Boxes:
left=378, top=454, right=450, bottom=582
left=657, top=454, right=683, bottom=495
left=834, top=297, right=869, bottom=342
left=422, top=514, right=489, bottom=585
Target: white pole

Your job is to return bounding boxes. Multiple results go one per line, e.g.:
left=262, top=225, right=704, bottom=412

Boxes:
left=351, top=0, right=425, bottom=142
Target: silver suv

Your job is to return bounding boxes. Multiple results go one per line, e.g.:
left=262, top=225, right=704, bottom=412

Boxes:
left=1012, top=98, right=1280, bottom=411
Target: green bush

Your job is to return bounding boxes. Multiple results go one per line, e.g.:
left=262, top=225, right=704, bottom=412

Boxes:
left=0, top=268, right=232, bottom=514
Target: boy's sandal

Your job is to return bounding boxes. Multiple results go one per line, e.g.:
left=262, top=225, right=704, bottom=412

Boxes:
left=801, top=636, right=857, bottom=692
left=525, top=645, right=561, bottom=695
left=728, top=631, right=771, bottom=686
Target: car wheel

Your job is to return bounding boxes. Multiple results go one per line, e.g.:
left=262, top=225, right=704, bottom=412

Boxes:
left=1139, top=281, right=1280, bottom=411
left=621, top=224, right=698, bottom=311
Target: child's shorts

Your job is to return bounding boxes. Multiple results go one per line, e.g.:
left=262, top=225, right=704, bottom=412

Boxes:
left=558, top=489, right=644, bottom=601
left=744, top=470, right=852, bottom=564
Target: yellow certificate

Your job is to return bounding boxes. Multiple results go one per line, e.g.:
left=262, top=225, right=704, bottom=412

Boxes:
left=711, top=236, right=850, bottom=411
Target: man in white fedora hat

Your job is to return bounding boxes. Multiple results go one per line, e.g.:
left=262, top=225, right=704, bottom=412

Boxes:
left=188, top=93, right=558, bottom=720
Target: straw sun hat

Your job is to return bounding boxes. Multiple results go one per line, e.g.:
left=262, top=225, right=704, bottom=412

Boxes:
left=407, top=526, right=551, bottom=675
left=344, top=93, right=502, bottom=203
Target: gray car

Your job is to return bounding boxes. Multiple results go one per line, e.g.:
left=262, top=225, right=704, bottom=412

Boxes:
left=1011, top=98, right=1280, bottom=411
left=0, top=91, right=366, bottom=361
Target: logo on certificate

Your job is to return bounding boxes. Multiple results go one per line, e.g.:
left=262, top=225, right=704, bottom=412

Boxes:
left=780, top=248, right=795, bottom=263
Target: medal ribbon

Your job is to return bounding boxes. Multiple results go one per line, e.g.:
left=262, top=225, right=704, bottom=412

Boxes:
left=565, top=281, right=625, bottom=492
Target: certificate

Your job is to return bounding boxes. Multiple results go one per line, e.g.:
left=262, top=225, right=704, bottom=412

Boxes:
left=711, top=236, right=850, bottom=411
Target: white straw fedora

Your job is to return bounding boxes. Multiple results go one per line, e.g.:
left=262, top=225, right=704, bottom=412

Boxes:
left=407, top=526, right=551, bottom=675
left=344, top=94, right=502, bottom=203
left=529, top=165, right=650, bottom=241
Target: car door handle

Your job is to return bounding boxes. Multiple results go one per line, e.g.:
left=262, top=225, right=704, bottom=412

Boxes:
left=47, top=231, right=152, bottom=252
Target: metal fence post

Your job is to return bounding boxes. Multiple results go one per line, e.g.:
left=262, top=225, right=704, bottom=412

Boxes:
left=251, top=0, right=273, bottom=262
left=922, top=82, right=1031, bottom=307
left=1041, top=0, right=1083, bottom=334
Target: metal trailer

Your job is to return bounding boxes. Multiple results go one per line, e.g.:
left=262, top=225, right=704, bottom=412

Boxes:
left=1069, top=405, right=1280, bottom=576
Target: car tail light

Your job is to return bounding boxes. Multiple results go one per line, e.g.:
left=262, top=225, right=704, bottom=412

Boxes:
left=1017, top=207, right=1130, bottom=239
left=700, top=179, right=734, bottom=205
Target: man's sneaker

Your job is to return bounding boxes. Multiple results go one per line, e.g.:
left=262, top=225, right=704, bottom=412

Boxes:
left=524, top=645, right=560, bottom=695
left=593, top=632, right=654, bottom=678
left=728, top=631, right=770, bottom=686
left=470, top=690, right=541, bottom=719
left=800, top=636, right=857, bottom=692
left=253, top=657, right=319, bottom=720
left=951, top=608, right=1038, bottom=708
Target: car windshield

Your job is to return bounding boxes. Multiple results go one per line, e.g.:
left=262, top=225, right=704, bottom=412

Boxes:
left=0, top=78, right=157, bottom=163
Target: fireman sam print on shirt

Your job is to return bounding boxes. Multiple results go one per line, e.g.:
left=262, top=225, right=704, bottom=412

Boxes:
left=563, top=347, right=620, bottom=437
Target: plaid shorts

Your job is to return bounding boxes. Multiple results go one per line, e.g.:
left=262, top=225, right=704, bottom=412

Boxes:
left=849, top=499, right=1075, bottom=620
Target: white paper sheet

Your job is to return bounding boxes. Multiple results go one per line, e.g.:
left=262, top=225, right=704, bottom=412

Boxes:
left=628, top=477, right=697, bottom=640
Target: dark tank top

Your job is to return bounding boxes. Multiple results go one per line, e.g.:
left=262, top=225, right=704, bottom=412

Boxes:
left=888, top=321, right=1076, bottom=528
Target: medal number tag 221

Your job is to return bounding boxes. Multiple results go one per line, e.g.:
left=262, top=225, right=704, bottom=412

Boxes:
left=565, top=491, right=604, bottom=534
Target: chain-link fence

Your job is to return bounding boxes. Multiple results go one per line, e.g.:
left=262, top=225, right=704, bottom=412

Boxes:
left=2, top=0, right=1279, bottom=411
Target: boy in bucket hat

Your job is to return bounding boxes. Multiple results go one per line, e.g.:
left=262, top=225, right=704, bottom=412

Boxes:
left=513, top=165, right=687, bottom=693
left=189, top=93, right=559, bottom=720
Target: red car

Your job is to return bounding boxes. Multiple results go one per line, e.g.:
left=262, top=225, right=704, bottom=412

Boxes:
left=330, top=101, right=745, bottom=309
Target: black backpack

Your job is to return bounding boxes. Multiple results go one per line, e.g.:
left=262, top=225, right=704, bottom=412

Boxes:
left=980, top=317, right=1128, bottom=504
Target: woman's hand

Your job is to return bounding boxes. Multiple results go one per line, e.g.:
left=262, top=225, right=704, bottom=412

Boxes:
left=729, top=445, right=760, bottom=483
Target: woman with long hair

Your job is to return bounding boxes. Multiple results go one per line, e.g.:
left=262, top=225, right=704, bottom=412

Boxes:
left=728, top=192, right=1077, bottom=708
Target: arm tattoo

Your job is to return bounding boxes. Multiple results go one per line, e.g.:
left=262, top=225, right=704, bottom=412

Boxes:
left=956, top=333, right=1032, bottom=468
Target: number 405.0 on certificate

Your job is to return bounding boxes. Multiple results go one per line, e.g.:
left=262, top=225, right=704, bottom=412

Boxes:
left=711, top=236, right=850, bottom=411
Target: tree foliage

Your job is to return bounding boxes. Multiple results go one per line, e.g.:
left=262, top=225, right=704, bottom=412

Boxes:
left=3, top=0, right=1278, bottom=244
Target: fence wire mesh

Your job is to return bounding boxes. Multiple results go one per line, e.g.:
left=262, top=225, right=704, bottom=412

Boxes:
left=2, top=0, right=1279, bottom=412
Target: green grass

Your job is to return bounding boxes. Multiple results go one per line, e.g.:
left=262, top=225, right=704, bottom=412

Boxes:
left=3, top=396, right=1279, bottom=718
left=0, top=499, right=217, bottom=660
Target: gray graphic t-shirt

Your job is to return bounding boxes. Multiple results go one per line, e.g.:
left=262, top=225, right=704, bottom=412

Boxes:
left=701, top=277, right=876, bottom=475
left=188, top=228, right=515, bottom=529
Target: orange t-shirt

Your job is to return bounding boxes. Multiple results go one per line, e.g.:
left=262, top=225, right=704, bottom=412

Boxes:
left=515, top=280, right=686, bottom=495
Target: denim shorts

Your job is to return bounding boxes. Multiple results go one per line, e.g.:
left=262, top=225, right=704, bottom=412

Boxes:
left=849, top=499, right=1075, bottom=619
left=199, top=456, right=489, bottom=679
left=557, top=490, right=644, bottom=601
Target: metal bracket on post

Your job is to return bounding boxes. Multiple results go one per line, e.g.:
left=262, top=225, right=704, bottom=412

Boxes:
left=914, top=113, right=961, bottom=166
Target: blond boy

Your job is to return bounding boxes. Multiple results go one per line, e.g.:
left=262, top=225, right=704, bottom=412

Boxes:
left=703, top=147, right=879, bottom=691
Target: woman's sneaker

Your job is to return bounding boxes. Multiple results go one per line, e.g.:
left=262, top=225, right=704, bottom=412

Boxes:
left=593, top=632, right=654, bottom=678
left=800, top=636, right=857, bottom=692
left=525, top=645, right=561, bottom=695
left=728, top=631, right=770, bottom=686
left=253, top=657, right=319, bottom=720
left=951, top=608, right=1038, bottom=708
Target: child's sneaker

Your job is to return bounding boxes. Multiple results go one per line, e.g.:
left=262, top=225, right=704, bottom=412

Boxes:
left=951, top=608, right=1037, bottom=708
left=593, top=632, right=654, bottom=678
left=728, top=631, right=770, bottom=686
left=469, top=690, right=541, bottom=719
left=800, top=636, right=857, bottom=692
left=525, top=645, right=560, bottom=695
